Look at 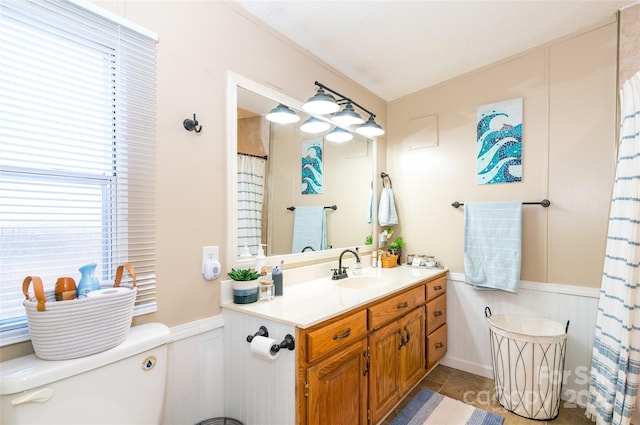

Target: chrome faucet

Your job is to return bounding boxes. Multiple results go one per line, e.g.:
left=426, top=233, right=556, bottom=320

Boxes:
left=332, top=249, right=360, bottom=280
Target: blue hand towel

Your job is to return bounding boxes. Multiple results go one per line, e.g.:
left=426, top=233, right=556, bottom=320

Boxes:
left=291, top=206, right=327, bottom=253
left=464, top=201, right=522, bottom=292
left=378, top=187, right=398, bottom=226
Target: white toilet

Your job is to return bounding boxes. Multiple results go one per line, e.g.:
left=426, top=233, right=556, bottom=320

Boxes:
left=0, top=322, right=170, bottom=425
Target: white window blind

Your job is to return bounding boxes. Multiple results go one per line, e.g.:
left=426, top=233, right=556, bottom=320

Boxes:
left=0, top=0, right=158, bottom=346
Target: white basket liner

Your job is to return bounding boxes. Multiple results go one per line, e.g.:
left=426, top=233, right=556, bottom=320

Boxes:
left=24, top=285, right=136, bottom=360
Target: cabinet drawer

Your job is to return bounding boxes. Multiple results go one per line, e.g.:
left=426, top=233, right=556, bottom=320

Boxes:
left=426, top=276, right=446, bottom=302
left=369, top=286, right=425, bottom=330
left=306, top=310, right=367, bottom=363
left=426, top=293, right=446, bottom=332
left=427, top=323, right=447, bottom=369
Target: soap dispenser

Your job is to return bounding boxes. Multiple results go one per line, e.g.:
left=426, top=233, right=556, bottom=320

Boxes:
left=256, top=244, right=267, bottom=275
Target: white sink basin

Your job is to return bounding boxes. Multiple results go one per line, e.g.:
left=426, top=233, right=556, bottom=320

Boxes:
left=336, top=275, right=393, bottom=290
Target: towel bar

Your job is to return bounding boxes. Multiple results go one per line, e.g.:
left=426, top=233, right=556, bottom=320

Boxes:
left=451, top=199, right=551, bottom=208
left=287, top=205, right=337, bottom=211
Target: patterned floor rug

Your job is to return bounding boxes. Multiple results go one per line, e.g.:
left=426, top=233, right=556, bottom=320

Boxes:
left=390, top=389, right=504, bottom=425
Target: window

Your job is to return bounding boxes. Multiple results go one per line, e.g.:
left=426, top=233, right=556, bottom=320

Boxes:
left=0, top=0, right=158, bottom=346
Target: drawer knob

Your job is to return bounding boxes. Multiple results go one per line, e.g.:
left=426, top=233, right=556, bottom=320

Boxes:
left=435, top=342, right=444, bottom=349
left=333, top=328, right=352, bottom=340
left=433, top=285, right=443, bottom=290
left=434, top=310, right=443, bottom=317
left=397, top=301, right=409, bottom=310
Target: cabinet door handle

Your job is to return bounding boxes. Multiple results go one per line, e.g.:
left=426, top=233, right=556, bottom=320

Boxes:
left=398, top=329, right=406, bottom=349
left=435, top=342, right=444, bottom=349
left=333, top=328, right=351, bottom=340
left=404, top=326, right=411, bottom=343
left=433, top=285, right=443, bottom=291
left=434, top=310, right=443, bottom=317
left=363, top=349, right=370, bottom=376
left=397, top=301, right=409, bottom=310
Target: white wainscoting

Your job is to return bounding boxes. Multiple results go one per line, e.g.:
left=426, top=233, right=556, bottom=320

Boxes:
left=161, top=316, right=225, bottom=425
left=441, top=273, right=600, bottom=406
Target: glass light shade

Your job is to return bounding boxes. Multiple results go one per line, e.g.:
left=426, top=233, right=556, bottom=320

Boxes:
left=332, top=103, right=364, bottom=125
left=356, top=116, right=385, bottom=137
left=265, top=104, right=300, bottom=124
left=325, top=127, right=353, bottom=143
left=300, top=116, right=331, bottom=134
left=303, top=88, right=340, bottom=115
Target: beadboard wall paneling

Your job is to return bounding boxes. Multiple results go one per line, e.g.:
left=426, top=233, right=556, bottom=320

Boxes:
left=441, top=273, right=599, bottom=405
left=222, top=309, right=296, bottom=425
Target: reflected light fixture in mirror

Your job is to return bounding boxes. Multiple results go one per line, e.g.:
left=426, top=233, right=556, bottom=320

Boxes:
left=300, top=116, right=332, bottom=134
left=265, top=103, right=300, bottom=124
left=326, top=127, right=353, bottom=143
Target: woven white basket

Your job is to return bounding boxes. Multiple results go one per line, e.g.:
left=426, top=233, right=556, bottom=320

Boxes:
left=22, top=264, right=137, bottom=361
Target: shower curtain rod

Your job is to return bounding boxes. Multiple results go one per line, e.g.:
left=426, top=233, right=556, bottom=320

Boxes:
left=238, top=152, right=268, bottom=160
left=451, top=199, right=551, bottom=208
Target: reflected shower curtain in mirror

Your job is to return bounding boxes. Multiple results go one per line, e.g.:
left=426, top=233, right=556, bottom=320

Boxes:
left=237, top=154, right=266, bottom=256
left=586, top=71, right=640, bottom=425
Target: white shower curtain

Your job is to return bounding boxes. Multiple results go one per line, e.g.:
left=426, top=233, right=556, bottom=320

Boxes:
left=586, top=71, right=640, bottom=425
left=237, top=154, right=266, bottom=256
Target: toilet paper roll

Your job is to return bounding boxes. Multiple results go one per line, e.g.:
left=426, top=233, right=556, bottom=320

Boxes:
left=86, top=287, right=132, bottom=298
left=250, top=335, right=280, bottom=360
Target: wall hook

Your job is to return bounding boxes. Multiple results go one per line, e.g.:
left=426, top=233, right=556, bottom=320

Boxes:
left=183, top=113, right=202, bottom=133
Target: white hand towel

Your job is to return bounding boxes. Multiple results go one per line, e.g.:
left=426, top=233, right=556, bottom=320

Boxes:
left=464, top=201, right=522, bottom=292
left=378, top=187, right=398, bottom=226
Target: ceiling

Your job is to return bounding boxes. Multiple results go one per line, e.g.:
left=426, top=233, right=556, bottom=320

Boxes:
left=234, top=0, right=633, bottom=101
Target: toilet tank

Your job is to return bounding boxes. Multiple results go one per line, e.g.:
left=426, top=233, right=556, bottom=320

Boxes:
left=0, top=323, right=170, bottom=425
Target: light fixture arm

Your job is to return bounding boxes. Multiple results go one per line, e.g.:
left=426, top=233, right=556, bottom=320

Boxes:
left=314, top=81, right=376, bottom=119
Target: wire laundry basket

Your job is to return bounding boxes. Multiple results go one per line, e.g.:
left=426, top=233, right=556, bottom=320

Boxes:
left=485, top=307, right=569, bottom=420
left=23, top=264, right=137, bottom=360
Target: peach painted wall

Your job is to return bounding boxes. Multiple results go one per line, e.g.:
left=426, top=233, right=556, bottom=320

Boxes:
left=0, top=0, right=386, bottom=360
left=386, top=21, right=618, bottom=288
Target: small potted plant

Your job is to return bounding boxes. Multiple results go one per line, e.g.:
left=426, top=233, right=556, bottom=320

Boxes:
left=388, top=237, right=405, bottom=265
left=228, top=268, right=261, bottom=304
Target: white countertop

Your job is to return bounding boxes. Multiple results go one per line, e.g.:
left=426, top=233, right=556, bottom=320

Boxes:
left=220, top=264, right=448, bottom=329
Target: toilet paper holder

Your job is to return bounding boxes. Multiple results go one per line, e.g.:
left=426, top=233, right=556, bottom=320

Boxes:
left=246, top=326, right=269, bottom=342
left=246, top=325, right=295, bottom=353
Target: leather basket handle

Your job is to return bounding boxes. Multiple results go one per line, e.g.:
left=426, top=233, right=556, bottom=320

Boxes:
left=114, top=263, right=136, bottom=288
left=23, top=276, right=46, bottom=312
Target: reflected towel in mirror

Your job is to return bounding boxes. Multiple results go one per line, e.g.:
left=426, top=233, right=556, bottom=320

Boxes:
left=291, top=206, right=327, bottom=253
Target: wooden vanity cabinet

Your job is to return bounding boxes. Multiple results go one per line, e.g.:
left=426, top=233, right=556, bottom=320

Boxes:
left=306, top=338, right=369, bottom=425
left=297, top=273, right=447, bottom=425
left=369, top=306, right=425, bottom=424
left=426, top=276, right=447, bottom=370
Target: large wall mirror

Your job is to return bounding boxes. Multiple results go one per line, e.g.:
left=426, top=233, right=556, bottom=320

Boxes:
left=227, top=72, right=377, bottom=269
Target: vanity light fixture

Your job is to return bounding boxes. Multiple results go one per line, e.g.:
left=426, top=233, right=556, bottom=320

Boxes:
left=302, top=87, right=340, bottom=115
left=325, top=127, right=353, bottom=143
left=303, top=81, right=385, bottom=137
left=356, top=116, right=385, bottom=137
left=265, top=103, right=300, bottom=124
left=300, top=116, right=332, bottom=134
left=332, top=102, right=364, bottom=125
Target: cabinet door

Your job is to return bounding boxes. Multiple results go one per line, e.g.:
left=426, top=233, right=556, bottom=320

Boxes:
left=307, top=339, right=368, bottom=425
left=399, top=306, right=426, bottom=395
left=368, top=320, right=401, bottom=424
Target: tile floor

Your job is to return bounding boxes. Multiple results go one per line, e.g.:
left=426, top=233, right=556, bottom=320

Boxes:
left=382, top=365, right=593, bottom=425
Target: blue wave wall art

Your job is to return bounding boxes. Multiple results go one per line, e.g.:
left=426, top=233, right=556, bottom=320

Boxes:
left=301, top=139, right=323, bottom=194
left=476, top=98, right=523, bottom=185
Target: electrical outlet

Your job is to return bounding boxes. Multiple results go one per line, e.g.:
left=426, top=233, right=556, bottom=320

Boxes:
left=202, top=246, right=219, bottom=273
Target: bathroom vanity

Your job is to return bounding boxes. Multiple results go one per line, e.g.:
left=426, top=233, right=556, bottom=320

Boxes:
left=220, top=264, right=447, bottom=425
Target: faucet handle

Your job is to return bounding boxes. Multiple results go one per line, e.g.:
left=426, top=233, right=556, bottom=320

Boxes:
left=331, top=268, right=339, bottom=276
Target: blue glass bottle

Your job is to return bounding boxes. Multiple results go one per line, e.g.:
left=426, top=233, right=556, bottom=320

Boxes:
left=77, top=263, right=100, bottom=297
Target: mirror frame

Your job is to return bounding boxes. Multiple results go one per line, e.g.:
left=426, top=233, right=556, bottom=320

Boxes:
left=226, top=71, right=378, bottom=271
